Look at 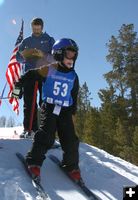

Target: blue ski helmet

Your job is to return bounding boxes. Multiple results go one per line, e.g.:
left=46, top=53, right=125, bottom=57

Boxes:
left=52, top=38, right=79, bottom=63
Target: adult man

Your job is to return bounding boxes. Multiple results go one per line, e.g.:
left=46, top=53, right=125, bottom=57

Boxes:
left=16, top=18, right=55, bottom=138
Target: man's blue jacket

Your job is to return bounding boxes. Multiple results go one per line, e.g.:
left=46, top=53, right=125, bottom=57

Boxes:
left=16, top=32, right=55, bottom=72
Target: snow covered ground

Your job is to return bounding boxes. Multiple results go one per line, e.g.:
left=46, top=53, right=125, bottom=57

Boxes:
left=0, top=127, right=138, bottom=200
left=0, top=127, right=22, bottom=139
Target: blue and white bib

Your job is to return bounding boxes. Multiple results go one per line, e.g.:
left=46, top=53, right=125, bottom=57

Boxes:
left=42, top=66, right=76, bottom=107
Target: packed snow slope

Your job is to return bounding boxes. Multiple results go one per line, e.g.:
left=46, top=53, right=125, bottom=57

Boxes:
left=0, top=127, right=138, bottom=200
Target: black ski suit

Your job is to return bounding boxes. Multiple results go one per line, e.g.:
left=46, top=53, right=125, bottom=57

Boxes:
left=16, top=32, right=55, bottom=132
left=26, top=64, right=80, bottom=171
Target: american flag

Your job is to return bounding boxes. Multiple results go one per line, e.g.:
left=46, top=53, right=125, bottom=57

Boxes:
left=6, top=20, right=24, bottom=114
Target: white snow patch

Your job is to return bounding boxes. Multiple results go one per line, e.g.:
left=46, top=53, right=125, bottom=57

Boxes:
left=0, top=127, right=138, bottom=200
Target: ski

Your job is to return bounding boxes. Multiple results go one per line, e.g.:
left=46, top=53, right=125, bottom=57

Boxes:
left=16, top=152, right=50, bottom=200
left=48, top=154, right=100, bottom=200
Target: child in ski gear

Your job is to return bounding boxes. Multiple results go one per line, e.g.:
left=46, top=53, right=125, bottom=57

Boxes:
left=15, top=18, right=55, bottom=138
left=24, top=38, right=81, bottom=181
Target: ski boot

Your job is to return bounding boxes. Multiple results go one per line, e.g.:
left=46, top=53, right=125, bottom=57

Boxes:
left=28, top=165, right=41, bottom=182
left=20, top=131, right=27, bottom=138
left=25, top=131, right=35, bottom=139
left=61, top=162, right=82, bottom=183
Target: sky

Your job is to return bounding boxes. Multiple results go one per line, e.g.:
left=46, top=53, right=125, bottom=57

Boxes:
left=0, top=0, right=138, bottom=124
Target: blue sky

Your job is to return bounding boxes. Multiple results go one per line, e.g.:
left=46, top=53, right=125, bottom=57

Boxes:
left=0, top=0, right=138, bottom=124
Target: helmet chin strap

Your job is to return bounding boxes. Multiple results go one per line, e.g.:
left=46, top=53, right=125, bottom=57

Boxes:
left=60, top=62, right=74, bottom=69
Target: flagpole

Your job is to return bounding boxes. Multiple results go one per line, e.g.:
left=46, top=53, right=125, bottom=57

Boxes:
left=0, top=96, right=9, bottom=100
left=0, top=82, right=7, bottom=105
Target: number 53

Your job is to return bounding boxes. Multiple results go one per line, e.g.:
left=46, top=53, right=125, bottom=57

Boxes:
left=53, top=81, right=68, bottom=97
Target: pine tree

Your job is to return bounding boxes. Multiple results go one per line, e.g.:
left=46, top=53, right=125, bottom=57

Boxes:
left=0, top=116, right=6, bottom=127
left=98, top=87, right=117, bottom=153
left=83, top=107, right=102, bottom=147
left=103, top=24, right=138, bottom=163
left=132, top=126, right=138, bottom=165
left=114, top=119, right=128, bottom=155
left=106, top=24, right=138, bottom=127
left=6, top=116, right=15, bottom=127
left=75, top=82, right=92, bottom=140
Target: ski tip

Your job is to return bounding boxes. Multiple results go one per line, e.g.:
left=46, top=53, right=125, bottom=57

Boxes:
left=16, top=152, right=22, bottom=157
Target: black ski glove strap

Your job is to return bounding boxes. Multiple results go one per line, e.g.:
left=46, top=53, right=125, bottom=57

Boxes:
left=11, top=81, right=23, bottom=99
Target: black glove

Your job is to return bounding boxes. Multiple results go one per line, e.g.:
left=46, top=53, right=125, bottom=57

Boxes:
left=11, top=81, right=23, bottom=99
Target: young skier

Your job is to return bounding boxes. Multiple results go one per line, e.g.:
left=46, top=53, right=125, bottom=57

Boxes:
left=14, top=38, right=81, bottom=181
